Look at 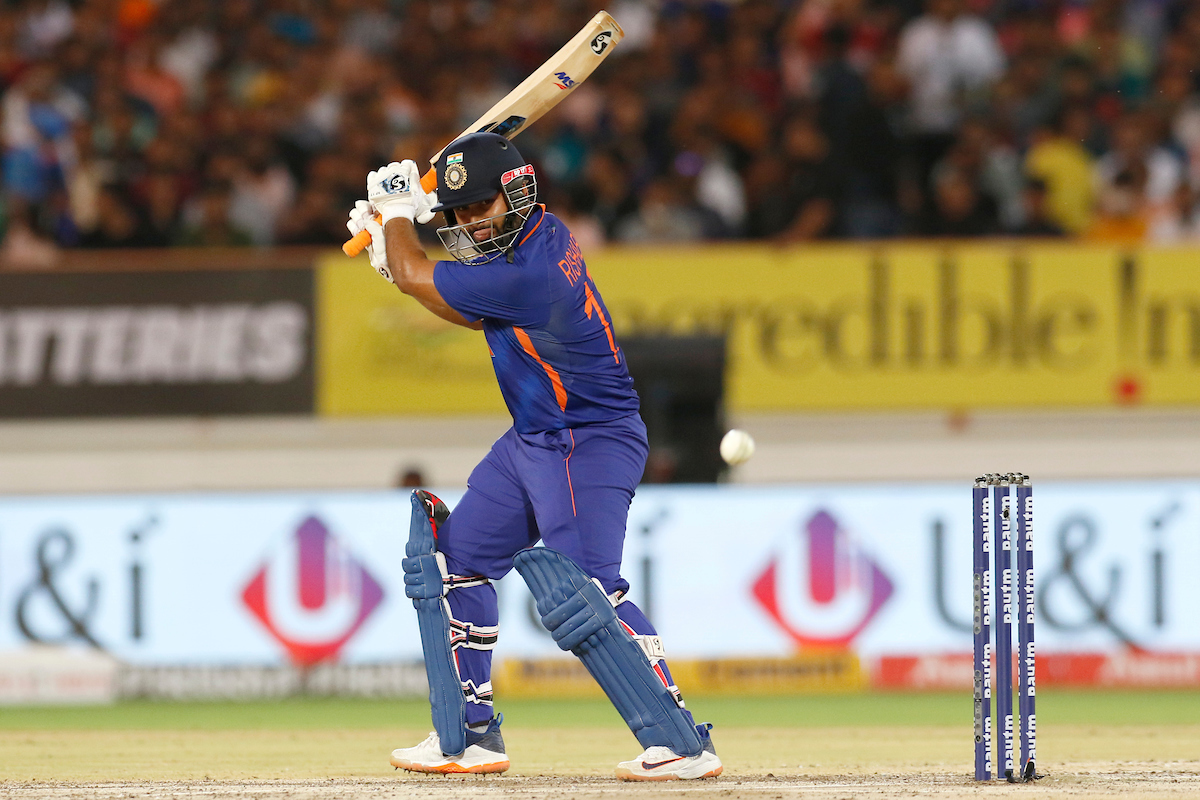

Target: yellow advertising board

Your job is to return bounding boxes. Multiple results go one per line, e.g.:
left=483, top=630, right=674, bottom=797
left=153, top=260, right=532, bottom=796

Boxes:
left=318, top=243, right=1200, bottom=414
left=492, top=653, right=864, bottom=699
left=317, top=253, right=504, bottom=415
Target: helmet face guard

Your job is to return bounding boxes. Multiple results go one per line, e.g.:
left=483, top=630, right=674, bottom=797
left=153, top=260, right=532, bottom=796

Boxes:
left=437, top=165, right=538, bottom=265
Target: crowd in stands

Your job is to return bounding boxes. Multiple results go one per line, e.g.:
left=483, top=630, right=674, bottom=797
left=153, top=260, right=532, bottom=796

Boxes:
left=4, top=0, right=1200, bottom=258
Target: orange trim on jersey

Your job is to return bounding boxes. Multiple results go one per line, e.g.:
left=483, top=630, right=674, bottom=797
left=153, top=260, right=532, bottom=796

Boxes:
left=513, top=325, right=568, bottom=411
left=517, top=205, right=547, bottom=247
left=564, top=429, right=577, bottom=516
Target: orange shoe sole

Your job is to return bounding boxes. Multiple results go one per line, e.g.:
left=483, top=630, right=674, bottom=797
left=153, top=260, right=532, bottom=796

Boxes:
left=391, top=758, right=510, bottom=774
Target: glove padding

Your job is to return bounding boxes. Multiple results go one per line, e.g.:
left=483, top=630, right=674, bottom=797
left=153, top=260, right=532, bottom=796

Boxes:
left=366, top=160, right=438, bottom=226
left=347, top=200, right=391, bottom=282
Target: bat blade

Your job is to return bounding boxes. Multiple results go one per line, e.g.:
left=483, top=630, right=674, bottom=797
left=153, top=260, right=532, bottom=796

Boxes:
left=428, top=11, right=625, bottom=165
left=345, top=11, right=624, bottom=256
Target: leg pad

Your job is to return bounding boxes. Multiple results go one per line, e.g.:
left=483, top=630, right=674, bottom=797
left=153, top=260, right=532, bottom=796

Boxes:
left=513, top=547, right=702, bottom=757
left=404, top=490, right=467, bottom=757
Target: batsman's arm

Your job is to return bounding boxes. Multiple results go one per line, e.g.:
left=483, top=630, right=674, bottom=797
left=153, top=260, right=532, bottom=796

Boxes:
left=383, top=218, right=483, bottom=331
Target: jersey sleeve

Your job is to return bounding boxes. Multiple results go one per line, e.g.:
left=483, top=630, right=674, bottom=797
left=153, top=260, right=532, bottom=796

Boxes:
left=433, top=255, right=551, bottom=327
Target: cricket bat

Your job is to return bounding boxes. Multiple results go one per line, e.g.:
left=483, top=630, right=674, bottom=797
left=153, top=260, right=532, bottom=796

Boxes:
left=343, top=10, right=625, bottom=256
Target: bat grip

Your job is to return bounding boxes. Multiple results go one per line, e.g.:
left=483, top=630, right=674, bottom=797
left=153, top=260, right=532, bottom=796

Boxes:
left=342, top=226, right=373, bottom=257
left=420, top=167, right=437, bottom=193
left=340, top=166, right=439, bottom=257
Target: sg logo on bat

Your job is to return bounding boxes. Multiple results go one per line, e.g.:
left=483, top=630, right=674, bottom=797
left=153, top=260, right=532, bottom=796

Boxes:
left=591, top=31, right=613, bottom=54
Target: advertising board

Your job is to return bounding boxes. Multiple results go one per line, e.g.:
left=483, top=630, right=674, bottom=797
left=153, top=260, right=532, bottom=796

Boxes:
left=0, top=269, right=313, bottom=417
left=318, top=245, right=1200, bottom=414
left=1, top=483, right=1195, bottom=690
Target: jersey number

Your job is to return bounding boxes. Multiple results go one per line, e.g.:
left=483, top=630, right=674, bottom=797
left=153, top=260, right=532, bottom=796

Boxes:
left=583, top=280, right=620, bottom=364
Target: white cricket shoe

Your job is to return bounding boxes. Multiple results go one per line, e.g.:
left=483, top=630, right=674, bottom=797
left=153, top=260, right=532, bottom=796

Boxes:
left=615, top=723, right=723, bottom=781
left=616, top=745, right=723, bottom=780
left=389, top=716, right=510, bottom=774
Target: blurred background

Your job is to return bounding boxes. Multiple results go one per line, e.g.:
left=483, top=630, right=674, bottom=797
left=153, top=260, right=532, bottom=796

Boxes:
left=1, top=0, right=1198, bottom=707
left=9, top=0, right=1200, bottom=252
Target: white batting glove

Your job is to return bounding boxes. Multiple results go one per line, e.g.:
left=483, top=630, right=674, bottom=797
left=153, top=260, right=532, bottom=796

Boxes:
left=419, top=188, right=438, bottom=225
left=367, top=160, right=438, bottom=226
left=347, top=199, right=391, bottom=282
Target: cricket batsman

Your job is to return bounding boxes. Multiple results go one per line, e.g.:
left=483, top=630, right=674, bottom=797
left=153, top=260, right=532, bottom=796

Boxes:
left=346, top=132, right=723, bottom=781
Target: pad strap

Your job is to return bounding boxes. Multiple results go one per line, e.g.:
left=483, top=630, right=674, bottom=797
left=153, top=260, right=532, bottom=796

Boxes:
left=403, top=552, right=489, bottom=600
left=447, top=601, right=499, bottom=650
left=513, top=547, right=702, bottom=757
left=464, top=680, right=494, bottom=709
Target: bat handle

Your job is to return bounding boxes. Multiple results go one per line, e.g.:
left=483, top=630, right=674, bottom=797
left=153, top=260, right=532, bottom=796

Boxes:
left=342, top=225, right=373, bottom=256
left=342, top=167, right=440, bottom=257
left=420, top=167, right=437, bottom=193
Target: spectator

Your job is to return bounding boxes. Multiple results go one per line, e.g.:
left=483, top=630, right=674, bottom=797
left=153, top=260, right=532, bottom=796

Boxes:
left=545, top=188, right=605, bottom=253
left=17, top=0, right=74, bottom=60
left=77, top=184, right=155, bottom=248
left=1087, top=165, right=1149, bottom=243
left=1024, top=105, right=1098, bottom=235
left=1149, top=182, right=1200, bottom=243
left=338, top=0, right=400, bottom=57
left=919, top=167, right=998, bottom=237
left=275, top=185, right=349, bottom=245
left=934, top=119, right=1024, bottom=232
left=124, top=31, right=186, bottom=118
left=896, top=0, right=1005, bottom=194
left=65, top=122, right=106, bottom=238
left=1010, top=178, right=1066, bottom=237
left=177, top=182, right=253, bottom=247
left=228, top=135, right=296, bottom=245
left=2, top=61, right=84, bottom=206
left=1094, top=111, right=1183, bottom=216
left=614, top=177, right=706, bottom=243
left=157, top=2, right=220, bottom=107
left=1170, top=74, right=1200, bottom=189
left=745, top=113, right=837, bottom=242
left=831, top=57, right=906, bottom=238
left=576, top=148, right=639, bottom=241
left=137, top=169, right=186, bottom=246
left=1, top=199, right=57, bottom=268
left=670, top=133, right=745, bottom=238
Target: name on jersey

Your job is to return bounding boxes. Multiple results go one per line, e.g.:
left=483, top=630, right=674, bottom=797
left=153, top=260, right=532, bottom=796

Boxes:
left=558, top=235, right=584, bottom=286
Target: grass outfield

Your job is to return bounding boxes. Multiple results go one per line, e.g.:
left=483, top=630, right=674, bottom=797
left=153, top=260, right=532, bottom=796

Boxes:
left=2, top=689, right=1199, bottom=730
left=0, top=690, right=1198, bottom=786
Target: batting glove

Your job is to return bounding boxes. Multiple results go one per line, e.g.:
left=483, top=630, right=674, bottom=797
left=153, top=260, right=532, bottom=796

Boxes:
left=366, top=160, right=438, bottom=226
left=347, top=200, right=391, bottom=282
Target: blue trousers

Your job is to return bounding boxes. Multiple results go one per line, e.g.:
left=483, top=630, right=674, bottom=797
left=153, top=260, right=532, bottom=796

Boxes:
left=436, top=414, right=687, bottom=726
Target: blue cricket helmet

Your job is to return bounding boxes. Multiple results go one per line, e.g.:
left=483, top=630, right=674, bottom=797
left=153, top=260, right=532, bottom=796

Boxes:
left=431, top=132, right=540, bottom=265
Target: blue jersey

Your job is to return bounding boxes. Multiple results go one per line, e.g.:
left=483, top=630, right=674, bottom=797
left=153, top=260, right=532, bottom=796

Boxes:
left=433, top=207, right=640, bottom=434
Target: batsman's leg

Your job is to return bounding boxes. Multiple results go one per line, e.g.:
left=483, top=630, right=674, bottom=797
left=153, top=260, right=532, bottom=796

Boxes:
left=391, top=432, right=539, bottom=774
left=513, top=418, right=721, bottom=780
left=392, top=490, right=508, bottom=774
left=514, top=547, right=722, bottom=780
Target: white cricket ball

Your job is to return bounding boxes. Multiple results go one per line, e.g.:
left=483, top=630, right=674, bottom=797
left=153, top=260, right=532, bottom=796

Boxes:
left=720, top=429, right=756, bottom=466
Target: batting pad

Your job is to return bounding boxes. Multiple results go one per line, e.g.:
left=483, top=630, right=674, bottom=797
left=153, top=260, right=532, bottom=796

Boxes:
left=403, top=491, right=466, bottom=758
left=513, top=547, right=702, bottom=757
